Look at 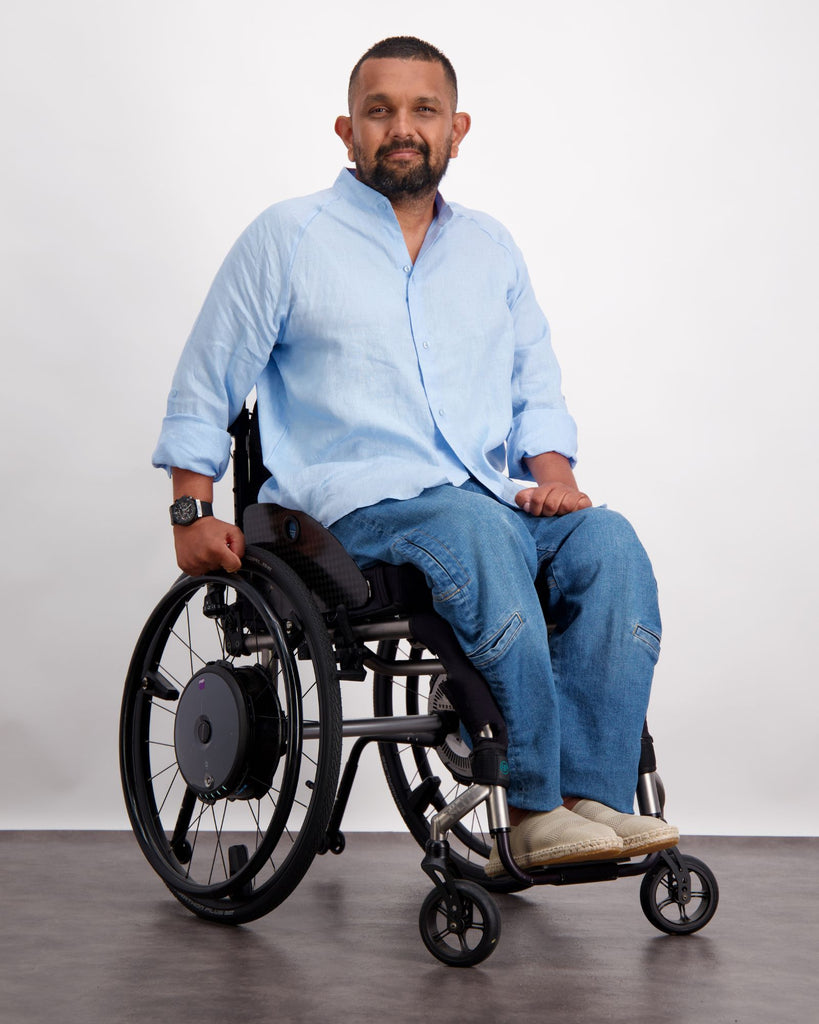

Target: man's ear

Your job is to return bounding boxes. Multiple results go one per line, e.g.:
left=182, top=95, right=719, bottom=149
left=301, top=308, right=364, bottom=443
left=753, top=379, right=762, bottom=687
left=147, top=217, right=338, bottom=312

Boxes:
left=334, top=116, right=354, bottom=161
left=450, top=111, right=471, bottom=158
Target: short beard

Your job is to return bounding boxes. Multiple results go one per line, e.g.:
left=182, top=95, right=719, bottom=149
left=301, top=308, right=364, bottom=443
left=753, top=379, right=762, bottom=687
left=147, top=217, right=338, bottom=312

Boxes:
left=355, top=138, right=451, bottom=200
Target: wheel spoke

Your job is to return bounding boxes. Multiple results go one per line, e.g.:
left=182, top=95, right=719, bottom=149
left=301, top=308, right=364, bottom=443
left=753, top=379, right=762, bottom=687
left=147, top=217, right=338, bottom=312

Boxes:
left=148, top=760, right=178, bottom=785
left=150, top=699, right=178, bottom=719
left=155, top=765, right=182, bottom=817
left=207, top=801, right=229, bottom=884
left=214, top=617, right=227, bottom=660
left=185, top=810, right=203, bottom=879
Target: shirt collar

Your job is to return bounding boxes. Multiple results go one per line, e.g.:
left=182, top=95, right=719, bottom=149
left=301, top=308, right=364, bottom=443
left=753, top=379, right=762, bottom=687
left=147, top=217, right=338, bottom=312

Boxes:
left=333, top=167, right=452, bottom=226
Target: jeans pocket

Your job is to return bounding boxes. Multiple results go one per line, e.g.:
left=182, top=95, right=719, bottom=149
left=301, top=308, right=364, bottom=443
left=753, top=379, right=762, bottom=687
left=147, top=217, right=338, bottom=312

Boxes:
left=468, top=611, right=524, bottom=669
left=397, top=531, right=471, bottom=603
left=633, top=623, right=661, bottom=660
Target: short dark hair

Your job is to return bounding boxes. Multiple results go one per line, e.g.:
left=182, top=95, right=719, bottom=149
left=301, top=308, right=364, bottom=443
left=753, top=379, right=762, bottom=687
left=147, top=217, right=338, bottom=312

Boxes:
left=348, top=36, right=458, bottom=110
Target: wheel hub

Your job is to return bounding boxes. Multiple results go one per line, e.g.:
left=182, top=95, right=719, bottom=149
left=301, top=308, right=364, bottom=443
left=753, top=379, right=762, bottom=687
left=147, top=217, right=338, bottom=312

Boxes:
left=428, top=677, right=473, bottom=782
left=174, top=662, right=285, bottom=801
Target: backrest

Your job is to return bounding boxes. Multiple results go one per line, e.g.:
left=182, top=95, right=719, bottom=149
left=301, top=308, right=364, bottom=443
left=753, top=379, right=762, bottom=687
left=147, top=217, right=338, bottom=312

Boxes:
left=230, top=404, right=271, bottom=531
left=229, top=404, right=370, bottom=612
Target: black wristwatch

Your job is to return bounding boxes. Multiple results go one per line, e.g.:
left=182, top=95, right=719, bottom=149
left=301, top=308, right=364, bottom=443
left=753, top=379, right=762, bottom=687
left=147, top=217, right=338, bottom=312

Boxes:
left=169, top=496, right=214, bottom=527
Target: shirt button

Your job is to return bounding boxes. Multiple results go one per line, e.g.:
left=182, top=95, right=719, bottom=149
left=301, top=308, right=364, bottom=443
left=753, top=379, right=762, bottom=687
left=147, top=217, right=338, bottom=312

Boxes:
left=438, top=408, right=445, bottom=417
left=423, top=342, right=429, bottom=349
left=403, top=265, right=411, bottom=273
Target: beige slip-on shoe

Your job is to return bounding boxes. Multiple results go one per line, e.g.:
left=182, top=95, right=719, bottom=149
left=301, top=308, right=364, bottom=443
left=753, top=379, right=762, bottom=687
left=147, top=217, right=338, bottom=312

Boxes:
left=570, top=799, right=679, bottom=857
left=485, top=805, right=624, bottom=878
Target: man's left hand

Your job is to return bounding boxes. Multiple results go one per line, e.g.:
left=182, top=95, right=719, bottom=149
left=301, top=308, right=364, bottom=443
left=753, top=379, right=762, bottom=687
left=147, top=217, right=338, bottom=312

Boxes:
left=515, top=483, right=592, bottom=517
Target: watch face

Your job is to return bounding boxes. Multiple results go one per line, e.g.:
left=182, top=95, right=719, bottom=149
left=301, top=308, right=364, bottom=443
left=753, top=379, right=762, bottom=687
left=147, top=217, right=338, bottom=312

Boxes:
left=173, top=497, right=198, bottom=525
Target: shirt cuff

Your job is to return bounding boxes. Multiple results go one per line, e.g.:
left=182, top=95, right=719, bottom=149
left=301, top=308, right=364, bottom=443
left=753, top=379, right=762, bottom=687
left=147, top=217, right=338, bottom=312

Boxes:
left=152, top=415, right=233, bottom=481
left=507, top=409, right=578, bottom=478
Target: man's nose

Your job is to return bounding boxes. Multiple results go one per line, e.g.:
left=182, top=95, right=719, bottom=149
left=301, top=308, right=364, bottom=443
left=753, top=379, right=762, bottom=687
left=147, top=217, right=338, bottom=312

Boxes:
left=388, top=110, right=416, bottom=138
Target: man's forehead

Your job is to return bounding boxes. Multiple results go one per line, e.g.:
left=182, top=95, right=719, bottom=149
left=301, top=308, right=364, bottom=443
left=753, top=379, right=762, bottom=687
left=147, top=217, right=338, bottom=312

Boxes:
left=351, top=57, right=453, bottom=105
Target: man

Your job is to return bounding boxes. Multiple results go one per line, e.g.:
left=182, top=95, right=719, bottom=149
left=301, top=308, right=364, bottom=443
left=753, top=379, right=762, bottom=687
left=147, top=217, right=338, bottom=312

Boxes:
left=154, top=36, right=678, bottom=876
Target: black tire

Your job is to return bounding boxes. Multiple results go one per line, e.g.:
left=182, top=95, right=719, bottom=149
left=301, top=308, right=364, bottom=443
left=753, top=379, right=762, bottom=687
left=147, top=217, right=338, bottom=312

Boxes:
left=373, top=638, right=525, bottom=893
left=640, top=853, right=719, bottom=935
left=419, top=879, right=501, bottom=967
left=120, top=546, right=341, bottom=924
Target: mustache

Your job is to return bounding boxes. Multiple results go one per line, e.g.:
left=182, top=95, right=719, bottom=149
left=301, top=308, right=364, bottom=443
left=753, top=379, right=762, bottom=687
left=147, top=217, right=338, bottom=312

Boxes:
left=375, top=139, right=430, bottom=159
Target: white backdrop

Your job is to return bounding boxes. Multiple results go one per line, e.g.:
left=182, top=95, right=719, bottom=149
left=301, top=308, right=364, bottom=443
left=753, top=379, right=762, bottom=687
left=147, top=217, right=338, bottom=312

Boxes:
left=2, top=1, right=817, bottom=835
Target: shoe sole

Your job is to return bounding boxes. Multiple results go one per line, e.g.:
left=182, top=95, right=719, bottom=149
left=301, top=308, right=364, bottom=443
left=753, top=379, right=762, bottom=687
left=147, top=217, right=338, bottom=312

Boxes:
left=621, top=831, right=679, bottom=857
left=485, top=839, right=624, bottom=878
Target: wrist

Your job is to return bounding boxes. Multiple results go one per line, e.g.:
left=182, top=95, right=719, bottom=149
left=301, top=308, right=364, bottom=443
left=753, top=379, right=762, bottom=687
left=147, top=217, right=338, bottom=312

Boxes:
left=169, top=495, right=214, bottom=527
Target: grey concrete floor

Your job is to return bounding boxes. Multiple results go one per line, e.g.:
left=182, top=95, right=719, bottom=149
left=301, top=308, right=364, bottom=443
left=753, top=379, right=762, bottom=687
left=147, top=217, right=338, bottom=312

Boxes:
left=0, top=832, right=816, bottom=1024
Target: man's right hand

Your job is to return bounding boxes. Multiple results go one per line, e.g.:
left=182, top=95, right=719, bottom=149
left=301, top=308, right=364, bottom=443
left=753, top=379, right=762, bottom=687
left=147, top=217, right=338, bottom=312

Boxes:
left=173, top=517, right=246, bottom=576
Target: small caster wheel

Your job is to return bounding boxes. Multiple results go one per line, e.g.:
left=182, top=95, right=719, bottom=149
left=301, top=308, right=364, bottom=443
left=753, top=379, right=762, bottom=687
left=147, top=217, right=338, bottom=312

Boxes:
left=317, top=831, right=345, bottom=855
left=227, top=844, right=253, bottom=901
left=172, top=839, right=192, bottom=865
left=419, top=879, right=501, bottom=966
left=640, top=853, right=719, bottom=935
left=328, top=831, right=346, bottom=855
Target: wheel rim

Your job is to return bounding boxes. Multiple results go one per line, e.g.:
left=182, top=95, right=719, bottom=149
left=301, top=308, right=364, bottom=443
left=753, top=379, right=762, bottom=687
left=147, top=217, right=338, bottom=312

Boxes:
left=120, top=563, right=338, bottom=910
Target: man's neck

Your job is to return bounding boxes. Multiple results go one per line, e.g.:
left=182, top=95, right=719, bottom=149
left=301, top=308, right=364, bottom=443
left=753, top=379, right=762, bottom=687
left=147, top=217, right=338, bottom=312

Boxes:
left=390, top=191, right=437, bottom=263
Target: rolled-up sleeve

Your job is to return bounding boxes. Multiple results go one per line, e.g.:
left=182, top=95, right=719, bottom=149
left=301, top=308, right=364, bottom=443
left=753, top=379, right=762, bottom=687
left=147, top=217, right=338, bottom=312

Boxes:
left=505, top=244, right=578, bottom=479
left=152, top=216, right=284, bottom=480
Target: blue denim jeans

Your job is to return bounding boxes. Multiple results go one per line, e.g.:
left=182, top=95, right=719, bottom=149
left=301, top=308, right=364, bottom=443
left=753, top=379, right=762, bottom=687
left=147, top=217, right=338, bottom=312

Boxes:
left=329, top=479, right=661, bottom=814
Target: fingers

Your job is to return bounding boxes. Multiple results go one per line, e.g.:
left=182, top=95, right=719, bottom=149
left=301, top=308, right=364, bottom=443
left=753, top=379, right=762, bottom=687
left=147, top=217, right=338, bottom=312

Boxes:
left=220, top=547, right=243, bottom=574
left=174, top=519, right=246, bottom=576
left=515, top=485, right=592, bottom=517
left=221, top=524, right=246, bottom=572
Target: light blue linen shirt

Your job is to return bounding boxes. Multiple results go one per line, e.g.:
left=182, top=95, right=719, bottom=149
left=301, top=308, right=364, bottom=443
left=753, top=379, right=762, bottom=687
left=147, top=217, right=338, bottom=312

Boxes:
left=153, top=169, right=577, bottom=527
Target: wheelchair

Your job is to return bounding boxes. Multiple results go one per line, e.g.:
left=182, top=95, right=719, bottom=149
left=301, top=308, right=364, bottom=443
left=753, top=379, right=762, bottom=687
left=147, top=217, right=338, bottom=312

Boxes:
left=120, top=405, right=718, bottom=966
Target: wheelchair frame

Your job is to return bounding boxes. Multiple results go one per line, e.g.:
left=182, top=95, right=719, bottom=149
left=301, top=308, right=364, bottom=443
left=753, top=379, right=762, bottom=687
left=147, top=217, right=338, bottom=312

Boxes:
left=120, top=405, right=718, bottom=966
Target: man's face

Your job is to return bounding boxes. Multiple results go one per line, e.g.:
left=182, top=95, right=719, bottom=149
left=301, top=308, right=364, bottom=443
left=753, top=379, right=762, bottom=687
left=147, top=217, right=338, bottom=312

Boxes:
left=335, top=58, right=470, bottom=200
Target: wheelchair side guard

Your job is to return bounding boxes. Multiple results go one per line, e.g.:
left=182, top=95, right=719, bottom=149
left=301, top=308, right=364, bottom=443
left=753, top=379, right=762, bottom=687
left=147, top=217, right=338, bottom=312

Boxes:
left=243, top=503, right=370, bottom=613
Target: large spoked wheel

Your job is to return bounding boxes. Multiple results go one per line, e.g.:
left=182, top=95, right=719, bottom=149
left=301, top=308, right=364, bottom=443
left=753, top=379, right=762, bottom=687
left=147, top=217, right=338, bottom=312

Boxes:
left=120, top=546, right=341, bottom=924
left=640, top=854, right=719, bottom=935
left=419, top=879, right=501, bottom=967
left=373, top=638, right=525, bottom=894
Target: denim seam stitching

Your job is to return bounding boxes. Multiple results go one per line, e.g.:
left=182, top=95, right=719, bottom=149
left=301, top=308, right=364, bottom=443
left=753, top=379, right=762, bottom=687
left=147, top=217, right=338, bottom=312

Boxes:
left=632, top=623, right=661, bottom=655
left=398, top=533, right=471, bottom=602
left=467, top=610, right=525, bottom=668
